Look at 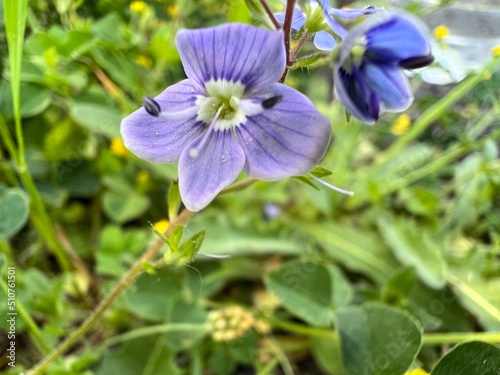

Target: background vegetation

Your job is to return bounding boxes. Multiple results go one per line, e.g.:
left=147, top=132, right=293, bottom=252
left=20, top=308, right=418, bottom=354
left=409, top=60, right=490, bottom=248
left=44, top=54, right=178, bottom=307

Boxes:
left=0, top=0, right=499, bottom=374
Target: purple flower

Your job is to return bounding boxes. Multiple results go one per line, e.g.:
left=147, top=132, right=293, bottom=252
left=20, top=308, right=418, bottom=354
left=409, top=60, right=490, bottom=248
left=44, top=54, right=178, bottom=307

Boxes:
left=275, top=1, right=376, bottom=51
left=121, top=23, right=331, bottom=212
left=334, top=11, right=434, bottom=125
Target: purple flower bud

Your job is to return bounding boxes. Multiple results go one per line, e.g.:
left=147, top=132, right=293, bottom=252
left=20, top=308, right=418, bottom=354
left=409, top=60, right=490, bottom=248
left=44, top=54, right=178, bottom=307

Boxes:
left=334, top=11, right=433, bottom=125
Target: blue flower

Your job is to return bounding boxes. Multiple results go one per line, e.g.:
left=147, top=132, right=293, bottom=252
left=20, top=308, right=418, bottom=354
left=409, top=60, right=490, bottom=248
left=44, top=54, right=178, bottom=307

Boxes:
left=121, top=23, right=331, bottom=212
left=275, top=0, right=376, bottom=51
left=334, top=11, right=434, bottom=124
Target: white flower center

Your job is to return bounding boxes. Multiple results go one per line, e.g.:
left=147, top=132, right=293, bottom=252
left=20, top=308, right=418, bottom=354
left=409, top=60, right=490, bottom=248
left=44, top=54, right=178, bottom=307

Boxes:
left=195, top=79, right=248, bottom=131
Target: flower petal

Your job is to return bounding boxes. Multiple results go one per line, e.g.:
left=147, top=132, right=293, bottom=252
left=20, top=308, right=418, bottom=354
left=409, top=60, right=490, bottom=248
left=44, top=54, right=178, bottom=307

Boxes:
left=236, top=84, right=331, bottom=180
left=313, top=31, right=337, bottom=51
left=334, top=64, right=379, bottom=125
left=178, top=130, right=245, bottom=212
left=121, top=79, right=205, bottom=163
left=274, top=10, right=306, bottom=30
left=366, top=13, right=431, bottom=62
left=329, top=5, right=377, bottom=20
left=362, top=63, right=412, bottom=112
left=176, top=23, right=285, bottom=92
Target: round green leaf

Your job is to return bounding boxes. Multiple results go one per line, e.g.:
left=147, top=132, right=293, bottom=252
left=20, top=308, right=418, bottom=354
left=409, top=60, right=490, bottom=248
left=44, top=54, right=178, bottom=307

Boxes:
left=0, top=184, right=30, bottom=239
left=102, top=191, right=150, bottom=223
left=265, top=261, right=334, bottom=326
left=431, top=341, right=500, bottom=375
left=71, top=102, right=121, bottom=138
left=336, top=303, right=422, bottom=375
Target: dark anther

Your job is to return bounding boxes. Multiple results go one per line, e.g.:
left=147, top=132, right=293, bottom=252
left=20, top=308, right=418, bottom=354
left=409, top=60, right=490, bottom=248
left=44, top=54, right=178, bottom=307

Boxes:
left=143, top=96, right=161, bottom=117
left=399, top=54, right=435, bottom=69
left=261, top=95, right=283, bottom=109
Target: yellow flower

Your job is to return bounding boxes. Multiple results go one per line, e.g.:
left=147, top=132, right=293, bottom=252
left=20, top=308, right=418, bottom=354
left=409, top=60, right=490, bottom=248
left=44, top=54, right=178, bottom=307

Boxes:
left=433, top=25, right=449, bottom=40
left=130, top=1, right=147, bottom=13
left=153, top=219, right=169, bottom=233
left=491, top=45, right=500, bottom=57
left=167, top=4, right=180, bottom=19
left=390, top=114, right=411, bottom=136
left=136, top=54, right=152, bottom=68
left=406, top=369, right=429, bottom=375
left=110, top=138, right=130, bottom=157
left=137, top=170, right=150, bottom=183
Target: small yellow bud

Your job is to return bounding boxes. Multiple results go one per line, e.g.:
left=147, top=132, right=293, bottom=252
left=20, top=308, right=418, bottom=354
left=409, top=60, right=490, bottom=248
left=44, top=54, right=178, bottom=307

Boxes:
left=405, top=369, right=429, bottom=375
left=110, top=138, right=130, bottom=157
left=153, top=219, right=169, bottom=233
left=136, top=54, right=152, bottom=68
left=130, top=1, right=147, bottom=13
left=390, top=114, right=412, bottom=136
left=167, top=5, right=180, bottom=19
left=137, top=170, right=150, bottom=183
left=433, top=25, right=450, bottom=40
left=491, top=45, right=500, bottom=57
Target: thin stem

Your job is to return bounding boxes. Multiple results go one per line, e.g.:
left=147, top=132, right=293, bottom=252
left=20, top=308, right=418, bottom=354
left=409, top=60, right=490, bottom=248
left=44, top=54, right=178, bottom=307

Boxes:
left=269, top=318, right=332, bottom=338
left=0, top=273, right=51, bottom=355
left=0, top=113, right=19, bottom=166
left=279, top=0, right=297, bottom=83
left=423, top=332, right=500, bottom=345
left=28, top=209, right=194, bottom=375
left=259, top=0, right=280, bottom=29
left=290, top=29, right=308, bottom=61
left=101, top=323, right=208, bottom=349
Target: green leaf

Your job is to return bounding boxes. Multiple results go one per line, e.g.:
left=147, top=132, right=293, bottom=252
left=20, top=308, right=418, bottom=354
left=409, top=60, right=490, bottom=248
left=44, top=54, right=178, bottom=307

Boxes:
left=124, top=267, right=187, bottom=322
left=299, top=222, right=397, bottom=284
left=310, top=166, right=333, bottom=178
left=175, top=230, right=205, bottom=264
left=448, top=274, right=500, bottom=331
left=431, top=341, right=500, bottom=375
left=164, top=300, right=207, bottom=351
left=96, top=336, right=181, bottom=375
left=311, top=334, right=344, bottom=375
left=0, top=184, right=30, bottom=239
left=125, top=267, right=204, bottom=324
left=70, top=102, right=121, bottom=138
left=167, top=182, right=181, bottom=221
left=336, top=303, right=422, bottom=375
left=0, top=81, right=52, bottom=119
left=378, top=215, right=446, bottom=289
left=265, top=261, right=334, bottom=326
left=103, top=191, right=150, bottom=223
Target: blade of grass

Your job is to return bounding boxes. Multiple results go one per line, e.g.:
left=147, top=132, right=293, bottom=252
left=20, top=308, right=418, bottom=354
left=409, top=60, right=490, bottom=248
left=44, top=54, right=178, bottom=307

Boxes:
left=376, top=56, right=500, bottom=167
left=3, top=0, right=72, bottom=272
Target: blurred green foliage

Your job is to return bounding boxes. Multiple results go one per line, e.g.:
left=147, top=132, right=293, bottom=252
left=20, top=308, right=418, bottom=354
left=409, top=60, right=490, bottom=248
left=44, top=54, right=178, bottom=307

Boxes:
left=0, top=0, right=499, bottom=374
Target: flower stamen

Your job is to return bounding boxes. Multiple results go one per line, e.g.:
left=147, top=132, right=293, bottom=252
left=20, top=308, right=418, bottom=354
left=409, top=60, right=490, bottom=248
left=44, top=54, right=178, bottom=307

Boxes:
left=188, top=105, right=225, bottom=158
left=143, top=96, right=198, bottom=122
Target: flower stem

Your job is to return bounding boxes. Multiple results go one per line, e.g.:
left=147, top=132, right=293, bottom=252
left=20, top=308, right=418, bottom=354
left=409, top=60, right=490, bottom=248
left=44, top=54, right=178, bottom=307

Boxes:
left=279, top=0, right=297, bottom=82
left=423, top=332, right=500, bottom=345
left=259, top=0, right=280, bottom=29
left=291, top=29, right=308, bottom=61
